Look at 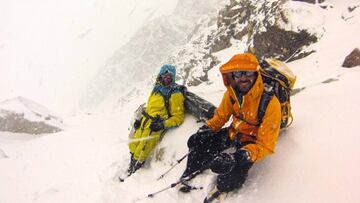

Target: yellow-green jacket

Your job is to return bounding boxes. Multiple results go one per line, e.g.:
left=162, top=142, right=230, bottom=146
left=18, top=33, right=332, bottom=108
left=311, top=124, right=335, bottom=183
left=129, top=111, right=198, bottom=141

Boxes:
left=129, top=85, right=185, bottom=162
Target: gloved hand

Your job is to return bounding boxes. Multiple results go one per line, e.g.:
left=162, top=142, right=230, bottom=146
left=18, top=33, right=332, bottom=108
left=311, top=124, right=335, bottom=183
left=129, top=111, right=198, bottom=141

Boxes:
left=233, top=149, right=252, bottom=165
left=133, top=119, right=141, bottom=129
left=197, top=124, right=212, bottom=133
left=210, top=149, right=252, bottom=175
left=187, top=125, right=214, bottom=149
left=150, top=119, right=165, bottom=132
left=210, top=152, right=235, bottom=174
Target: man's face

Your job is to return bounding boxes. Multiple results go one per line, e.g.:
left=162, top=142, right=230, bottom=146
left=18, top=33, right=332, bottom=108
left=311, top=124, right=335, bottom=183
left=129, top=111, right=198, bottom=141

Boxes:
left=232, top=71, right=258, bottom=93
left=160, top=72, right=173, bottom=86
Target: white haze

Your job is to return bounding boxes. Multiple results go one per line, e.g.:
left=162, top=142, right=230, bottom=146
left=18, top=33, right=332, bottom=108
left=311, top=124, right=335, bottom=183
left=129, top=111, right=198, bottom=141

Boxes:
left=0, top=0, right=179, bottom=116
left=1, top=0, right=360, bottom=203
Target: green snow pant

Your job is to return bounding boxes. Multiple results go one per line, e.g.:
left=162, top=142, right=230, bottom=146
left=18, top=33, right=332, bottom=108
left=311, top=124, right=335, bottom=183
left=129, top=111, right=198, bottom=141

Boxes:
left=128, top=125, right=163, bottom=162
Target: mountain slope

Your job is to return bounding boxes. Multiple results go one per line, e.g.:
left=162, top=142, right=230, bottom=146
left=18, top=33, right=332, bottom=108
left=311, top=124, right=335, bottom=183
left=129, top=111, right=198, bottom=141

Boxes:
left=0, top=0, right=359, bottom=203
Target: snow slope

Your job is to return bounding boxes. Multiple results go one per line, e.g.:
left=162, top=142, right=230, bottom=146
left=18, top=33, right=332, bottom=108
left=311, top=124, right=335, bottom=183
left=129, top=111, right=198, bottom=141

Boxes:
left=1, top=0, right=360, bottom=203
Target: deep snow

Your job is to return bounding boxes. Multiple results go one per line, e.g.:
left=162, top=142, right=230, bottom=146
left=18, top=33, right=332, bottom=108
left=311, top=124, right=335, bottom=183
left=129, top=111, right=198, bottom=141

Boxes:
left=1, top=0, right=360, bottom=203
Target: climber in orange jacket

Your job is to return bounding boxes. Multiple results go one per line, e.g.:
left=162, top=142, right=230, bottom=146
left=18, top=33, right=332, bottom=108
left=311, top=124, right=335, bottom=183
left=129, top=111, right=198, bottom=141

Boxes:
left=180, top=53, right=281, bottom=193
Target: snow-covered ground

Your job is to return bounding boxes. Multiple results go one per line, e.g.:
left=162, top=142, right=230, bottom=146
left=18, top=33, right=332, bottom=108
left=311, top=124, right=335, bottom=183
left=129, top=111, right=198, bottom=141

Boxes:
left=1, top=0, right=360, bottom=203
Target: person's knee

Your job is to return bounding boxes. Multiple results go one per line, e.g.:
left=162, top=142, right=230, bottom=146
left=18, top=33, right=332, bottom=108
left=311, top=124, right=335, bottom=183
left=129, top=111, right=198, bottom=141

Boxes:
left=187, top=131, right=217, bottom=150
left=217, top=173, right=247, bottom=192
left=129, top=142, right=137, bottom=154
left=216, top=163, right=252, bottom=192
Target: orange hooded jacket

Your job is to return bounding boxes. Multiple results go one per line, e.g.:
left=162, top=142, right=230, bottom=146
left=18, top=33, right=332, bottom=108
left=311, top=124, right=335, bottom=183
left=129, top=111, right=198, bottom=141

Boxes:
left=206, top=53, right=281, bottom=162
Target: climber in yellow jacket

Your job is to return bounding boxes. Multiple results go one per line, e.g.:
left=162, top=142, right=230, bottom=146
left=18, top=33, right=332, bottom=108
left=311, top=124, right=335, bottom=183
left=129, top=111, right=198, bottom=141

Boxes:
left=128, top=64, right=185, bottom=175
left=179, top=53, right=281, bottom=194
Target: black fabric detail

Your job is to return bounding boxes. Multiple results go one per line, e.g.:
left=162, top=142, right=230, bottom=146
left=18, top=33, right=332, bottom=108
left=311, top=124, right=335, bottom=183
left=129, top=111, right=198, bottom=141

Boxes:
left=133, top=119, right=141, bottom=130
left=182, top=128, right=254, bottom=192
left=149, top=117, right=164, bottom=132
left=257, top=89, right=274, bottom=124
left=182, top=128, right=230, bottom=180
left=127, top=153, right=144, bottom=175
left=210, top=153, right=235, bottom=175
left=216, top=162, right=253, bottom=192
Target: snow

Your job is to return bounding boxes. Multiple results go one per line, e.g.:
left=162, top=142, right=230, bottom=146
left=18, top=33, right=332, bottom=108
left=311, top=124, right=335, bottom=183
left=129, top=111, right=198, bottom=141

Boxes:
left=0, top=97, right=63, bottom=127
left=280, top=1, right=327, bottom=36
left=1, top=0, right=360, bottom=203
left=0, top=0, right=179, bottom=116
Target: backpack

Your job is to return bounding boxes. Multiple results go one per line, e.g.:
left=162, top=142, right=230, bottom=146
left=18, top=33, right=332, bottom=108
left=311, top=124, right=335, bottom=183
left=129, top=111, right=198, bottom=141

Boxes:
left=158, top=85, right=217, bottom=121
left=258, top=58, right=296, bottom=129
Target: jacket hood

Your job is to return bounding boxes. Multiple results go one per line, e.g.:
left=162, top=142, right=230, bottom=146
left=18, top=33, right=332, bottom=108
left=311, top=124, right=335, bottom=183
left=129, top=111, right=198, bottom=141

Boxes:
left=153, top=64, right=177, bottom=96
left=159, top=64, right=176, bottom=79
left=220, top=53, right=259, bottom=87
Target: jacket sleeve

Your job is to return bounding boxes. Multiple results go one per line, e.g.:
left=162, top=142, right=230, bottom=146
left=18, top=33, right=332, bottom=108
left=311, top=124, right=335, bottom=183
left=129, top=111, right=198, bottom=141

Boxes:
left=243, top=96, right=281, bottom=162
left=164, top=92, right=185, bottom=128
left=206, top=90, right=234, bottom=132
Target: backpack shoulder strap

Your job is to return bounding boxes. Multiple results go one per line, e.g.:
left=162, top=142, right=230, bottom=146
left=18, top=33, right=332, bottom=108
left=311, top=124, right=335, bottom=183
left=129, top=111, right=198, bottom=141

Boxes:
left=157, top=90, right=172, bottom=118
left=257, top=88, right=274, bottom=124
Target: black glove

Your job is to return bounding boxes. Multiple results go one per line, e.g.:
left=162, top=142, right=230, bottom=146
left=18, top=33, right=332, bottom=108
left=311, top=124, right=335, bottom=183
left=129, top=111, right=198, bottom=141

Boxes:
left=149, top=120, right=165, bottom=132
left=233, top=149, right=252, bottom=166
left=210, top=149, right=251, bottom=175
left=133, top=119, right=141, bottom=129
left=210, top=152, right=235, bottom=174
left=187, top=125, right=214, bottom=149
left=197, top=124, right=212, bottom=133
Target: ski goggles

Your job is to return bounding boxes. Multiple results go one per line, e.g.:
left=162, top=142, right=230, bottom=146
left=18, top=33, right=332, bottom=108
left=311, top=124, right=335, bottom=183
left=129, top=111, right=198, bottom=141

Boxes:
left=231, top=71, right=256, bottom=78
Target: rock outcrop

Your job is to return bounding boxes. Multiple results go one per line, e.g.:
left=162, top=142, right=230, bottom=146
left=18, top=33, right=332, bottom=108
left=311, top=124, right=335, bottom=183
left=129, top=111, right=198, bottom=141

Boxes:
left=170, top=0, right=321, bottom=86
left=0, top=97, right=63, bottom=135
left=342, top=48, right=360, bottom=68
left=292, top=0, right=325, bottom=4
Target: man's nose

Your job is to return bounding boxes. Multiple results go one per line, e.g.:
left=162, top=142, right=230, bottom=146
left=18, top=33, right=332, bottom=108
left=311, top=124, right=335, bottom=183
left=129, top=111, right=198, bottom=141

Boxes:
left=237, top=74, right=248, bottom=80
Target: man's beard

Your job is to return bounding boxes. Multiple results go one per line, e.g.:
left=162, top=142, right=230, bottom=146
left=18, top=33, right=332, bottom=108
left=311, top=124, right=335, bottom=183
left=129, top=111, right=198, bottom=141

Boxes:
left=236, top=80, right=253, bottom=94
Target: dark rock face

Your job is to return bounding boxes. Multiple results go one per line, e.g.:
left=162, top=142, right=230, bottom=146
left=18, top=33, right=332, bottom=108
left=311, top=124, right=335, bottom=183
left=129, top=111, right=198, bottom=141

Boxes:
left=169, top=0, right=320, bottom=86
left=292, top=0, right=325, bottom=4
left=210, top=35, right=232, bottom=53
left=252, top=26, right=318, bottom=62
left=342, top=48, right=360, bottom=68
left=348, top=5, right=359, bottom=12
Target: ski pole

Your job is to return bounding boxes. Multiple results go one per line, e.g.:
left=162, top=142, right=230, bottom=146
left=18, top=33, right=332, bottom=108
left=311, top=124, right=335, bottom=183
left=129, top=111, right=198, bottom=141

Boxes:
left=147, top=179, right=203, bottom=198
left=147, top=179, right=204, bottom=198
left=147, top=180, right=182, bottom=198
left=156, top=152, right=189, bottom=180
left=147, top=171, right=203, bottom=198
left=119, top=149, right=146, bottom=182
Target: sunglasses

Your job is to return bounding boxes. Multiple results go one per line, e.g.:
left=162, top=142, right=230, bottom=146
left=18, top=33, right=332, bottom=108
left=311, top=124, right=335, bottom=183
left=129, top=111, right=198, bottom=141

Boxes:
left=232, top=71, right=256, bottom=78
left=161, top=73, right=172, bottom=78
